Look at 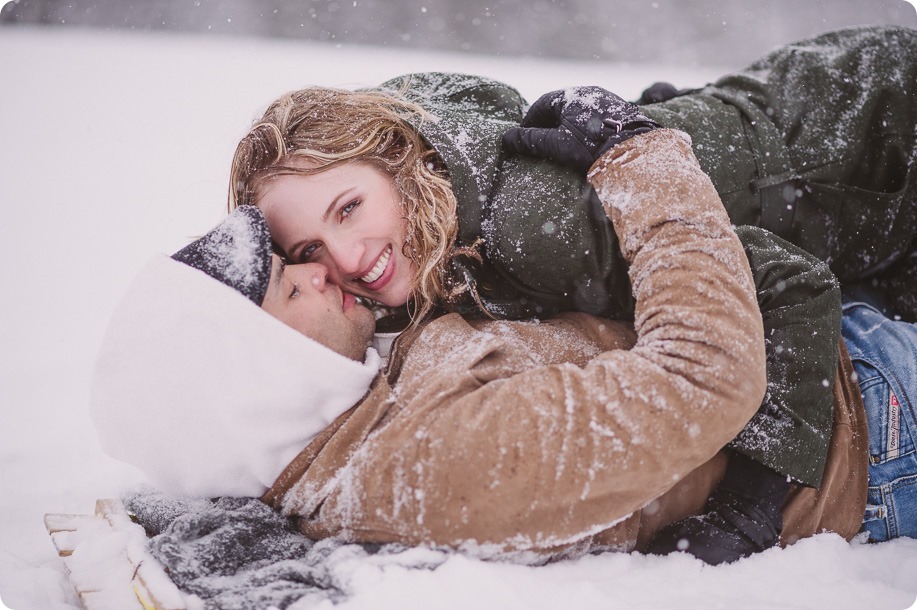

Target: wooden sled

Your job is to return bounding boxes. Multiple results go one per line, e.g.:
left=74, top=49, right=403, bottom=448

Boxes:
left=44, top=499, right=187, bottom=610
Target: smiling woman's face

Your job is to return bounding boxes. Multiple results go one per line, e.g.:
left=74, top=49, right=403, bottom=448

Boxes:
left=258, top=161, right=417, bottom=308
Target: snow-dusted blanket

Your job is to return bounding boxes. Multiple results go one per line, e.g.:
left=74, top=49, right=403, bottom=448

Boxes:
left=123, top=489, right=447, bottom=609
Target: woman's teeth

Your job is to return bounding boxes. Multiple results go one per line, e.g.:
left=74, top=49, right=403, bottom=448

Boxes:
left=361, top=246, right=391, bottom=284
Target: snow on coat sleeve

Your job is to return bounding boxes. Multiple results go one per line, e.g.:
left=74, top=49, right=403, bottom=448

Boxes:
left=281, top=128, right=767, bottom=558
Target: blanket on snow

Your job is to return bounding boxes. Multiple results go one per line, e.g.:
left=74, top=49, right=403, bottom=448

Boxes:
left=123, top=489, right=447, bottom=609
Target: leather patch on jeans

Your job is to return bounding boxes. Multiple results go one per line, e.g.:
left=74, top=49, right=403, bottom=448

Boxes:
left=888, top=391, right=900, bottom=460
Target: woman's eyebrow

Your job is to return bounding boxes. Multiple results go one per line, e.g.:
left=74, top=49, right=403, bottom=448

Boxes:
left=322, top=188, right=357, bottom=221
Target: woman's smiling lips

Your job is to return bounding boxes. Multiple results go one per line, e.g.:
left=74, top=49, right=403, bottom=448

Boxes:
left=358, top=245, right=395, bottom=291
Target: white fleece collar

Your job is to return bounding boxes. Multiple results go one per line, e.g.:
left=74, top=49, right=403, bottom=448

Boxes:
left=91, top=255, right=380, bottom=498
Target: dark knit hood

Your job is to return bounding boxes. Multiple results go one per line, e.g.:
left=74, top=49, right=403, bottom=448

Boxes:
left=373, top=73, right=629, bottom=319
left=374, top=72, right=524, bottom=246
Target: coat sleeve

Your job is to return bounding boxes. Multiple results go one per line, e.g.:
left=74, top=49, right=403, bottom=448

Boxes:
left=291, top=129, right=767, bottom=555
left=729, top=226, right=841, bottom=487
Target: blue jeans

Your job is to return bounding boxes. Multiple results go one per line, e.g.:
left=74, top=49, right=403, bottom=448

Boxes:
left=841, top=302, right=917, bottom=541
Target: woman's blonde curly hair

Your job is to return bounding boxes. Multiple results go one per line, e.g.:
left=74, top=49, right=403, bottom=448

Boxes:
left=228, top=86, right=460, bottom=324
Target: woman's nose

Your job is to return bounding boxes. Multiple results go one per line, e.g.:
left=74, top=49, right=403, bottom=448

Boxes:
left=326, top=239, right=365, bottom=277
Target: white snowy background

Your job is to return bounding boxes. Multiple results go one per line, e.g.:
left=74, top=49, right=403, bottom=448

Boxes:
left=2, top=18, right=917, bottom=610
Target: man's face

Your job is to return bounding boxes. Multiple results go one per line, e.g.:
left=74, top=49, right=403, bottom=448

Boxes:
left=261, top=254, right=376, bottom=361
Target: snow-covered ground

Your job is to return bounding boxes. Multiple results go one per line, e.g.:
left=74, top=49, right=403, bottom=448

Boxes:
left=1, top=24, right=916, bottom=610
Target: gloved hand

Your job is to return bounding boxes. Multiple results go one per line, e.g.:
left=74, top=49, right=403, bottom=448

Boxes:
left=636, top=81, right=691, bottom=105
left=502, top=86, right=660, bottom=174
left=644, top=452, right=790, bottom=565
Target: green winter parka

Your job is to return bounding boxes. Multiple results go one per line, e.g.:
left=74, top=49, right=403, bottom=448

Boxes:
left=644, top=26, right=917, bottom=317
left=362, top=27, right=913, bottom=487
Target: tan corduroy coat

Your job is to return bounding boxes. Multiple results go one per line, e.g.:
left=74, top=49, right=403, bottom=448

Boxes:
left=263, top=130, right=868, bottom=561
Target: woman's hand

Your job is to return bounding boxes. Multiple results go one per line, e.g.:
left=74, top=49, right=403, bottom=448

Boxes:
left=502, top=86, right=660, bottom=174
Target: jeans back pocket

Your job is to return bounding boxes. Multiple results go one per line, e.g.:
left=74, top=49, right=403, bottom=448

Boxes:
left=855, top=360, right=915, bottom=464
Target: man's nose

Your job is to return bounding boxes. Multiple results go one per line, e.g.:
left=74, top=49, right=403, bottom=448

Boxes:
left=302, top=263, right=329, bottom=291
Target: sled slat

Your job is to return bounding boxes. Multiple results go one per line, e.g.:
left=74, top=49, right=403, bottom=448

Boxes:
left=44, top=500, right=187, bottom=610
left=44, top=513, right=91, bottom=532
left=48, top=530, right=78, bottom=557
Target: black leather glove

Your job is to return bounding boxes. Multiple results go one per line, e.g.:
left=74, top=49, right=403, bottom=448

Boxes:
left=502, top=86, right=660, bottom=174
left=645, top=452, right=790, bottom=565
left=636, top=81, right=689, bottom=105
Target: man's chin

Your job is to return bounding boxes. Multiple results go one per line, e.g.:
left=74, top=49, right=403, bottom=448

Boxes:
left=353, top=308, right=378, bottom=345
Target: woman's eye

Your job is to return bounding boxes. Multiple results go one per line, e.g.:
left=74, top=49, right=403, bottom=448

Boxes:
left=299, top=244, right=319, bottom=262
left=341, top=199, right=360, bottom=219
